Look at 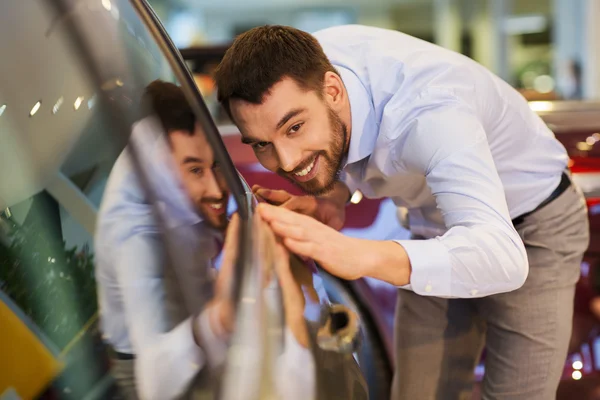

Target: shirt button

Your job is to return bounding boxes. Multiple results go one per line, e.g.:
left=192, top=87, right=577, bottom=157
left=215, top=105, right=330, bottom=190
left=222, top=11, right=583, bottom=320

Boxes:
left=425, top=284, right=433, bottom=293
left=470, top=289, right=478, bottom=296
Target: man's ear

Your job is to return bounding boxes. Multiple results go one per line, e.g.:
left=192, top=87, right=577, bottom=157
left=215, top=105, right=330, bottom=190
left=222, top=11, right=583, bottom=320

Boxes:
left=323, top=71, right=346, bottom=111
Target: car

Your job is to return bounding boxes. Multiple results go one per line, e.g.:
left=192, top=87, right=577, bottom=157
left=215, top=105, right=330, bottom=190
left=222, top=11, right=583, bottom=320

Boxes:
left=0, top=1, right=366, bottom=399
left=183, top=51, right=600, bottom=399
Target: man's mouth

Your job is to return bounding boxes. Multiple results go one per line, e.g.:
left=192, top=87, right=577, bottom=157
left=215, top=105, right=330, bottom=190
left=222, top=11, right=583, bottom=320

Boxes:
left=292, top=155, right=319, bottom=183
left=203, top=200, right=226, bottom=216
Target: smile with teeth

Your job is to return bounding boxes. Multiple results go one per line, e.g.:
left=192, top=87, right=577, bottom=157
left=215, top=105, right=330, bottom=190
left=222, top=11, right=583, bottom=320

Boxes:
left=209, top=203, right=224, bottom=210
left=294, top=158, right=316, bottom=177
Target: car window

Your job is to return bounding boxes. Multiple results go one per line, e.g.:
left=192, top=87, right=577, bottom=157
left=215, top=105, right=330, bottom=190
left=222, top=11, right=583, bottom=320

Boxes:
left=0, top=0, right=242, bottom=398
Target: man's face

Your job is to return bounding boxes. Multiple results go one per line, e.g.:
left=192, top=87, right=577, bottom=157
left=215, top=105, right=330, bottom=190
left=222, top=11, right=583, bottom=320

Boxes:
left=169, top=127, right=230, bottom=230
left=230, top=77, right=348, bottom=196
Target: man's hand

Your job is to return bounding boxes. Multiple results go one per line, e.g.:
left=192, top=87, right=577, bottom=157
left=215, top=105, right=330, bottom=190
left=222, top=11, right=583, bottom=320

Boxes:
left=257, top=203, right=413, bottom=286
left=253, top=184, right=346, bottom=231
left=207, top=213, right=240, bottom=336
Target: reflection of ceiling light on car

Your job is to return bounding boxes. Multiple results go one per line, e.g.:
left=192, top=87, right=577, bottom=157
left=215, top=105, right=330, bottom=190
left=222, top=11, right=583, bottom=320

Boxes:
left=0, top=104, right=6, bottom=116
left=29, top=101, right=42, bottom=117
left=74, top=96, right=84, bottom=110
left=88, top=95, right=96, bottom=109
left=101, top=78, right=124, bottom=91
left=572, top=370, right=582, bottom=380
left=573, top=360, right=583, bottom=370
left=587, top=136, right=597, bottom=146
left=528, top=101, right=553, bottom=112
left=52, top=97, right=64, bottom=114
left=102, top=0, right=111, bottom=11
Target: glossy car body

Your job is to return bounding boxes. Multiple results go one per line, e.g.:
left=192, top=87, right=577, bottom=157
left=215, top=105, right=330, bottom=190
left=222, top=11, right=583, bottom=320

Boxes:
left=0, top=1, right=365, bottom=399
left=182, top=47, right=600, bottom=398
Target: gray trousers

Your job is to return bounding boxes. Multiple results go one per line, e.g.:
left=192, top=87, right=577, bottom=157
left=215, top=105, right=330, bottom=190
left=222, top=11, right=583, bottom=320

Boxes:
left=392, top=184, right=590, bottom=400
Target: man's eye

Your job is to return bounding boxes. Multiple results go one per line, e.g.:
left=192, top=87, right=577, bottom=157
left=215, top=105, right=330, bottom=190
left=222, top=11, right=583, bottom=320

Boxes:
left=190, top=167, right=204, bottom=176
left=289, top=123, right=303, bottom=134
left=252, top=142, right=270, bottom=151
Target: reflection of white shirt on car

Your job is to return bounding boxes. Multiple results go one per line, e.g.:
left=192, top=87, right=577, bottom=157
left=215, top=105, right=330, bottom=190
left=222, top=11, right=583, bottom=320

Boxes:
left=95, top=117, right=315, bottom=400
left=314, top=25, right=568, bottom=299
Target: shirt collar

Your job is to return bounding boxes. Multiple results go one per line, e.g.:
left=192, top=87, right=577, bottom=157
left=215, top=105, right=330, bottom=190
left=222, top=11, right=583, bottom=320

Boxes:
left=337, top=65, right=378, bottom=166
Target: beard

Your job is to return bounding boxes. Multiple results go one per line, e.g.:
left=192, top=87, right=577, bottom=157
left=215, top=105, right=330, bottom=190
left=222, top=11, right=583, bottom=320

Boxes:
left=277, top=107, right=348, bottom=196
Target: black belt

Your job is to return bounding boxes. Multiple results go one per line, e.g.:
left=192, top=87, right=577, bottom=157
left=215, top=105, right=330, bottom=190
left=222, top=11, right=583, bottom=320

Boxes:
left=512, top=172, right=571, bottom=227
left=113, top=351, right=135, bottom=360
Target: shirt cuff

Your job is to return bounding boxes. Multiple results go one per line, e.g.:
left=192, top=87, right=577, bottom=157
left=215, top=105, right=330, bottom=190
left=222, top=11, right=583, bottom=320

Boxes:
left=195, top=306, right=229, bottom=369
left=395, top=238, right=452, bottom=297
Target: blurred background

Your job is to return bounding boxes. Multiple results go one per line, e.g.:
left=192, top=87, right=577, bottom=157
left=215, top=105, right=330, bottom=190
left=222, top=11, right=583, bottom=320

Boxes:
left=148, top=0, right=600, bottom=104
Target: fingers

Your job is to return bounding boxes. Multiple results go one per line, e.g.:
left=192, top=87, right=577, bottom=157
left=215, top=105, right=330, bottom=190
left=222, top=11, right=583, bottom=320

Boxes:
left=257, top=202, right=314, bottom=226
left=273, top=241, right=309, bottom=347
left=254, top=187, right=293, bottom=205
left=215, top=213, right=240, bottom=297
left=270, top=220, right=308, bottom=241
left=282, top=237, right=316, bottom=261
left=281, top=196, right=317, bottom=215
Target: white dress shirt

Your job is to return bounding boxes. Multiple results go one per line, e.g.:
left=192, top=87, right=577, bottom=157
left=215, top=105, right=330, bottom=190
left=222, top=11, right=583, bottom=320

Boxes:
left=95, top=118, right=315, bottom=399
left=314, top=25, right=569, bottom=299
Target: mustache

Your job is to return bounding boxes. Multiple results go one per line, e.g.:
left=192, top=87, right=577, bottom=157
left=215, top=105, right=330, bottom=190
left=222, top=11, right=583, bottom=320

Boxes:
left=200, top=194, right=228, bottom=204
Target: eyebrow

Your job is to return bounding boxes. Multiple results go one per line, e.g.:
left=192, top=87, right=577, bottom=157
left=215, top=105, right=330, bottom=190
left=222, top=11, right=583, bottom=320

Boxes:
left=276, top=108, right=305, bottom=130
left=241, top=136, right=260, bottom=145
left=182, top=156, right=206, bottom=165
left=239, top=108, right=306, bottom=145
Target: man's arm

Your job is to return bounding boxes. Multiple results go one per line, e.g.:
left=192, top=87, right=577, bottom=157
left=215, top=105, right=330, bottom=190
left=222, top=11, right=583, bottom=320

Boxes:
left=388, top=102, right=528, bottom=297
left=114, top=233, right=227, bottom=400
left=258, top=101, right=528, bottom=298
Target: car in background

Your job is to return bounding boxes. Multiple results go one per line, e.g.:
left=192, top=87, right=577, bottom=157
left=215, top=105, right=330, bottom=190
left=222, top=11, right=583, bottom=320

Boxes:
left=182, top=46, right=600, bottom=399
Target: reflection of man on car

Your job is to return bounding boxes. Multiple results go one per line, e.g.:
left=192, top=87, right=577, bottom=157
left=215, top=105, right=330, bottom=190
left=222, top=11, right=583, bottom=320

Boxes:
left=94, top=81, right=317, bottom=400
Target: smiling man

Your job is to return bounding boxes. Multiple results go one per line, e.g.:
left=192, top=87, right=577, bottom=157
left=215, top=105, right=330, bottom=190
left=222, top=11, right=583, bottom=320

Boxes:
left=95, top=80, right=236, bottom=400
left=214, top=25, right=590, bottom=399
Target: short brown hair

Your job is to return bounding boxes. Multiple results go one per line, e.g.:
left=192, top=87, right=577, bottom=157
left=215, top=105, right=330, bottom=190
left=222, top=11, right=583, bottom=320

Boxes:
left=214, top=25, right=338, bottom=118
left=144, top=80, right=195, bottom=135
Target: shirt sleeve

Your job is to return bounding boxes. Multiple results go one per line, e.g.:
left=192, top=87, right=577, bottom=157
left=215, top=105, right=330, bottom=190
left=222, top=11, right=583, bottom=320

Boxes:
left=115, top=233, right=214, bottom=400
left=390, top=98, right=528, bottom=298
left=275, top=328, right=316, bottom=400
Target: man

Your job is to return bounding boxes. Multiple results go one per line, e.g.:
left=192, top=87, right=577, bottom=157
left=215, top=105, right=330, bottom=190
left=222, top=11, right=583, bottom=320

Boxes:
left=95, top=81, right=316, bottom=399
left=214, top=25, right=590, bottom=399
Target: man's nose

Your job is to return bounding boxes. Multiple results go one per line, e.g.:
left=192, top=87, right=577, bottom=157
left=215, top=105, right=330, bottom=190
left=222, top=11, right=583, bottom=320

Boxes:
left=276, top=144, right=303, bottom=173
left=205, top=170, right=222, bottom=198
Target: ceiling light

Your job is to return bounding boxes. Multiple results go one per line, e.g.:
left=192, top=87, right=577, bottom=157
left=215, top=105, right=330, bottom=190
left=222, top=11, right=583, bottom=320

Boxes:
left=29, top=101, right=42, bottom=117
left=102, top=0, right=111, bottom=11
left=52, top=97, right=64, bottom=114
left=533, top=75, right=555, bottom=94
left=74, top=96, right=84, bottom=110
left=573, top=360, right=583, bottom=370
left=577, top=142, right=592, bottom=152
left=0, top=104, right=6, bottom=116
